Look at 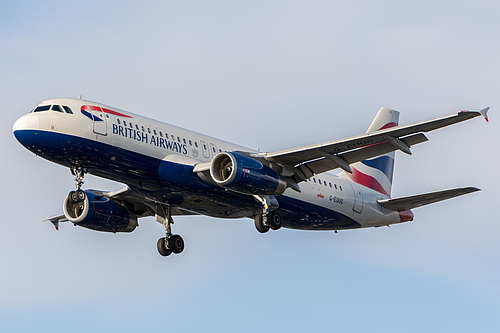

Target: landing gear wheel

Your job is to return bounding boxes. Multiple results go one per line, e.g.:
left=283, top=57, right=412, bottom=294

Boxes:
left=155, top=204, right=185, bottom=257
left=69, top=191, right=78, bottom=203
left=76, top=189, right=86, bottom=202
left=254, top=215, right=270, bottom=233
left=157, top=237, right=172, bottom=256
left=168, top=234, right=185, bottom=254
left=268, top=212, right=282, bottom=230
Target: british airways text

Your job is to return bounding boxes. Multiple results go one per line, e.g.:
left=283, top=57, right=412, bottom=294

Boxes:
left=112, top=124, right=188, bottom=154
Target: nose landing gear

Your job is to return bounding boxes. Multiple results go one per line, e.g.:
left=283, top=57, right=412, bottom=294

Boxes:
left=69, top=166, right=87, bottom=203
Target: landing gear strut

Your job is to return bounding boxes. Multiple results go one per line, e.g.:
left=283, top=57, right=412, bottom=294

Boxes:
left=253, top=195, right=282, bottom=233
left=155, top=204, right=184, bottom=256
left=69, top=166, right=87, bottom=203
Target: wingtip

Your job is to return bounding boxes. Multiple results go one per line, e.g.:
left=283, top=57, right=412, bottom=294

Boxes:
left=462, top=186, right=481, bottom=193
left=479, top=107, right=490, bottom=122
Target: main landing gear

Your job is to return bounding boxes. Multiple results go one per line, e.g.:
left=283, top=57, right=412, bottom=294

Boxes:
left=253, top=195, right=282, bottom=233
left=69, top=166, right=87, bottom=204
left=155, top=204, right=184, bottom=257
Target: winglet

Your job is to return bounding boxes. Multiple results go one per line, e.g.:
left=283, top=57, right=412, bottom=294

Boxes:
left=51, top=221, right=59, bottom=231
left=479, top=107, right=490, bottom=122
left=44, top=214, right=68, bottom=231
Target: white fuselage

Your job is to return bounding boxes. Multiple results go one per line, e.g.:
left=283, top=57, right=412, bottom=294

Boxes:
left=13, top=98, right=409, bottom=230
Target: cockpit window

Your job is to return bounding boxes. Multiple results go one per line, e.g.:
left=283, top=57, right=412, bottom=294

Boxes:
left=33, top=105, right=51, bottom=112
left=51, top=105, right=64, bottom=113
left=32, top=104, right=74, bottom=114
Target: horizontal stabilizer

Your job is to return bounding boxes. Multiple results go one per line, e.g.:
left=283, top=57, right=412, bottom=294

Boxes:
left=377, top=187, right=480, bottom=211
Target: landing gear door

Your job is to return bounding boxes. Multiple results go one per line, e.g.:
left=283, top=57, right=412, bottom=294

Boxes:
left=85, top=102, right=107, bottom=136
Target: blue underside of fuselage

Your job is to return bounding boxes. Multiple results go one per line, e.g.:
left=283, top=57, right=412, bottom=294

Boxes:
left=14, top=129, right=360, bottom=230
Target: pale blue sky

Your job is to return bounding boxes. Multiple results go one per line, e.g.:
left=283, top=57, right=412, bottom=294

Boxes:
left=1, top=1, right=499, bottom=332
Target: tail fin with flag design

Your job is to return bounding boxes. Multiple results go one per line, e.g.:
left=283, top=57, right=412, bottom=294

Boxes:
left=340, top=107, right=399, bottom=197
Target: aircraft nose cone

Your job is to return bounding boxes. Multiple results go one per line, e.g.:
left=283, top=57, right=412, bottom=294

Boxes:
left=13, top=114, right=39, bottom=144
left=13, top=114, right=39, bottom=133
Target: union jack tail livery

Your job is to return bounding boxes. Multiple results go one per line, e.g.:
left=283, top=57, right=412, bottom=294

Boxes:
left=341, top=107, right=399, bottom=198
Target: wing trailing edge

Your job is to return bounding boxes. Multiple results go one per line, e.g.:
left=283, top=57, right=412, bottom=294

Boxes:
left=377, top=187, right=480, bottom=211
left=263, top=108, right=489, bottom=183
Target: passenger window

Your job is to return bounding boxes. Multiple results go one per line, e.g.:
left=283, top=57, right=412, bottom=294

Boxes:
left=159, top=131, right=163, bottom=137
left=329, top=182, right=332, bottom=188
left=334, top=184, right=337, bottom=189
left=136, top=124, right=139, bottom=130
left=195, top=142, right=198, bottom=148
left=171, top=135, right=175, bottom=140
left=189, top=140, right=192, bottom=146
left=63, top=106, right=73, bottom=114
left=183, top=138, right=186, bottom=144
left=177, top=137, right=181, bottom=142
left=124, top=121, right=127, bottom=126
left=117, top=119, right=121, bottom=125
left=51, top=105, right=63, bottom=112
left=33, top=105, right=51, bottom=112
left=142, top=126, right=145, bottom=132
left=313, top=178, right=316, bottom=183
left=340, top=186, right=343, bottom=191
left=129, top=123, right=133, bottom=128
left=154, top=130, right=157, bottom=135
left=148, top=128, right=151, bottom=134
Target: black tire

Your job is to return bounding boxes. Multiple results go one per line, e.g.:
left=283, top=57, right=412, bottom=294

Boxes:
left=69, top=191, right=78, bottom=203
left=168, top=234, right=185, bottom=254
left=254, top=215, right=270, bottom=233
left=157, top=237, right=172, bottom=256
left=268, top=212, right=283, bottom=230
left=76, top=189, right=86, bottom=202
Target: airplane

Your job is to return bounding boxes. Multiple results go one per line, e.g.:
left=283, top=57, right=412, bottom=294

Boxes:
left=13, top=98, right=489, bottom=256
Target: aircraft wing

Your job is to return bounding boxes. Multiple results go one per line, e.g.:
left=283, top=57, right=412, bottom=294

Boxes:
left=377, top=187, right=480, bottom=211
left=44, top=187, right=196, bottom=230
left=262, top=108, right=489, bottom=182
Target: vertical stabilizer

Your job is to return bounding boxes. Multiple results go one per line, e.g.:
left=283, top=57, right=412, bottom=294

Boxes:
left=340, top=107, right=399, bottom=197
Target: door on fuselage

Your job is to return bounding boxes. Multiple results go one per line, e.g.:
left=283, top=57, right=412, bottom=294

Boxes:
left=85, top=102, right=107, bottom=136
left=345, top=181, right=363, bottom=214
left=200, top=140, right=210, bottom=159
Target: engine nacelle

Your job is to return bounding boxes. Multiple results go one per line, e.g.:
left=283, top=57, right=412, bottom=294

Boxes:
left=63, top=191, right=137, bottom=233
left=210, top=152, right=286, bottom=196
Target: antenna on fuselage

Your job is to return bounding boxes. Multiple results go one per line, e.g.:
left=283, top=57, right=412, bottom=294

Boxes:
left=79, top=94, right=83, bottom=99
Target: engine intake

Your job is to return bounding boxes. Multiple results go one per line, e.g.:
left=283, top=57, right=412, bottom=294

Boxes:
left=210, top=152, right=286, bottom=195
left=63, top=191, right=137, bottom=232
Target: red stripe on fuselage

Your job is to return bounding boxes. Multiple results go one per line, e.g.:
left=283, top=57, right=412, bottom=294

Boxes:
left=347, top=167, right=390, bottom=197
left=81, top=105, right=132, bottom=118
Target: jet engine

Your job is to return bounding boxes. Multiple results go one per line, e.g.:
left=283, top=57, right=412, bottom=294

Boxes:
left=210, top=152, right=286, bottom=196
left=63, top=190, right=137, bottom=232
